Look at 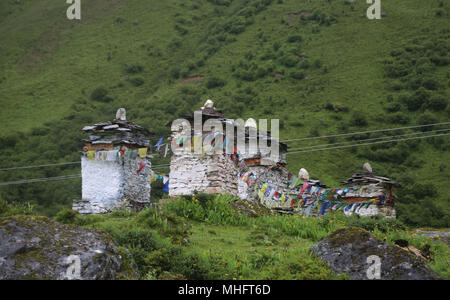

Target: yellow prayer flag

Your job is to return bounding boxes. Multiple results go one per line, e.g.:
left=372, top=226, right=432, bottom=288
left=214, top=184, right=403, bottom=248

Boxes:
left=87, top=151, right=95, bottom=160
left=138, top=148, right=148, bottom=158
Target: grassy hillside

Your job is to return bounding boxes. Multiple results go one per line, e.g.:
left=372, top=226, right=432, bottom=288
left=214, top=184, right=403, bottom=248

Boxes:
left=0, top=0, right=449, bottom=225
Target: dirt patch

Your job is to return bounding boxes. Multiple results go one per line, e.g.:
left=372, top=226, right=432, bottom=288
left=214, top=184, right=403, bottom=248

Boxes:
left=177, top=76, right=204, bottom=86
left=284, top=11, right=312, bottom=25
left=274, top=72, right=283, bottom=78
left=285, top=11, right=312, bottom=17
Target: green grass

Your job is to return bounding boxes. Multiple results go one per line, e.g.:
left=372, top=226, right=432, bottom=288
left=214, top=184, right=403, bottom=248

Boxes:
left=3, top=195, right=447, bottom=279
left=0, top=0, right=448, bottom=227
left=49, top=195, right=449, bottom=279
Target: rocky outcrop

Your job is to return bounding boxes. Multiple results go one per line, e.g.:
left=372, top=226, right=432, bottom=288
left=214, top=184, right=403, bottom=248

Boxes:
left=0, top=216, right=138, bottom=280
left=311, top=227, right=442, bottom=280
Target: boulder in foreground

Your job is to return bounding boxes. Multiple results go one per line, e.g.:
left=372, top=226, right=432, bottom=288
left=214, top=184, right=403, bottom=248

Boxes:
left=0, top=216, right=138, bottom=280
left=311, top=227, right=442, bottom=280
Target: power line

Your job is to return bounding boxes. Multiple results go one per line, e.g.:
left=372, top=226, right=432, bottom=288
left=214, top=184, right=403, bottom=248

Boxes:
left=0, top=161, right=80, bottom=171
left=0, top=174, right=81, bottom=186
left=288, top=128, right=450, bottom=152
left=286, top=132, right=450, bottom=155
left=0, top=161, right=171, bottom=171
left=281, top=122, right=450, bottom=143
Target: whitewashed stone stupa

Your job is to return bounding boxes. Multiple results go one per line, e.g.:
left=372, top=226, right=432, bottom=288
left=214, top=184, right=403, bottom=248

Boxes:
left=168, top=101, right=239, bottom=197
left=73, top=109, right=153, bottom=214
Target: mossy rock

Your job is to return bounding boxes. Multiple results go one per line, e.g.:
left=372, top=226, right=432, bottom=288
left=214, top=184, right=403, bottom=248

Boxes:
left=0, top=215, right=138, bottom=280
left=231, top=199, right=274, bottom=217
left=311, top=227, right=442, bottom=280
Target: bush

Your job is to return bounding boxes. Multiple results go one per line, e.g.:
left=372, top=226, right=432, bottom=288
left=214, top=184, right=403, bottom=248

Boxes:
left=96, top=222, right=171, bottom=274
left=280, top=55, right=298, bottom=67
left=130, top=77, right=145, bottom=87
left=163, top=195, right=248, bottom=226
left=90, top=87, right=113, bottom=102
left=125, top=64, right=144, bottom=74
left=205, top=76, right=225, bottom=89
left=345, top=215, right=407, bottom=233
left=287, top=35, right=302, bottom=43
left=289, top=71, right=305, bottom=80
left=145, top=246, right=212, bottom=280
left=350, top=112, right=368, bottom=127
left=390, top=112, right=410, bottom=124
left=385, top=102, right=401, bottom=113
left=54, top=209, right=80, bottom=224
left=418, top=112, right=439, bottom=131
left=0, top=199, right=34, bottom=217
left=424, top=94, right=447, bottom=111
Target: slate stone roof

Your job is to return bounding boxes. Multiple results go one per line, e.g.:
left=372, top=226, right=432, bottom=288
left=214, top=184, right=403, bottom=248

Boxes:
left=82, top=119, right=154, bottom=147
left=340, top=172, right=401, bottom=187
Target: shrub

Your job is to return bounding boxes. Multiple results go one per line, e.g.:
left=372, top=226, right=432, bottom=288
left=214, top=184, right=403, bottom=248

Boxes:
left=299, top=60, right=310, bottom=69
left=280, top=55, right=298, bottom=67
left=125, top=64, right=144, bottom=74
left=90, top=87, right=113, bottom=102
left=289, top=71, right=305, bottom=80
left=205, top=76, right=225, bottom=89
left=207, top=0, right=232, bottom=6
left=390, top=112, right=410, bottom=124
left=345, top=215, right=407, bottom=233
left=0, top=199, right=34, bottom=217
left=350, top=112, right=368, bottom=127
left=174, top=24, right=188, bottom=35
left=418, top=112, right=439, bottom=131
left=385, top=102, right=401, bottom=113
left=424, top=94, right=447, bottom=111
left=287, top=35, right=302, bottom=43
left=96, top=222, right=171, bottom=274
left=55, top=209, right=80, bottom=224
left=145, top=246, right=212, bottom=279
left=130, top=77, right=145, bottom=87
left=163, top=195, right=249, bottom=226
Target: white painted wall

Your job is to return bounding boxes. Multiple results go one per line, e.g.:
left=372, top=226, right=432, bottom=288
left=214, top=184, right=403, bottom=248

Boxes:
left=80, top=157, right=124, bottom=213
left=74, top=155, right=151, bottom=214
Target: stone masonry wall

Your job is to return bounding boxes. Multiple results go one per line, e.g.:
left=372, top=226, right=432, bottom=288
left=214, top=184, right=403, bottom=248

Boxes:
left=169, top=153, right=238, bottom=197
left=74, top=155, right=151, bottom=214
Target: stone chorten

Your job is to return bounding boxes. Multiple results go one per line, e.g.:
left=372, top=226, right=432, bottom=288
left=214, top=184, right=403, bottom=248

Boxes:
left=168, top=101, right=238, bottom=197
left=73, top=108, right=154, bottom=214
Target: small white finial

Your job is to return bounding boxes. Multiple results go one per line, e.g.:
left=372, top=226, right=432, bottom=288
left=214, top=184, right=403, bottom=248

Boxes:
left=298, top=168, right=310, bottom=181
left=244, top=118, right=257, bottom=128
left=116, top=108, right=127, bottom=121
left=202, top=99, right=214, bottom=110
left=363, top=162, right=372, bottom=173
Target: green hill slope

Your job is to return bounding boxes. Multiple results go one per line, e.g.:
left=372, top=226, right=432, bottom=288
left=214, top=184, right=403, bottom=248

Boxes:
left=0, top=0, right=449, bottom=226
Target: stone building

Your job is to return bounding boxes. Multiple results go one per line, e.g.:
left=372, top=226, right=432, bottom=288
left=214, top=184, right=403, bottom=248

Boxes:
left=73, top=109, right=153, bottom=214
left=168, top=103, right=239, bottom=197
left=339, top=163, right=400, bottom=218
left=237, top=124, right=290, bottom=201
left=167, top=101, right=399, bottom=219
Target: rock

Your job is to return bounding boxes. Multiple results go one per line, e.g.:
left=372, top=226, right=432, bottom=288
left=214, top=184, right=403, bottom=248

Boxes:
left=311, top=227, right=442, bottom=280
left=414, top=229, right=450, bottom=245
left=0, top=216, right=138, bottom=280
left=231, top=199, right=274, bottom=218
